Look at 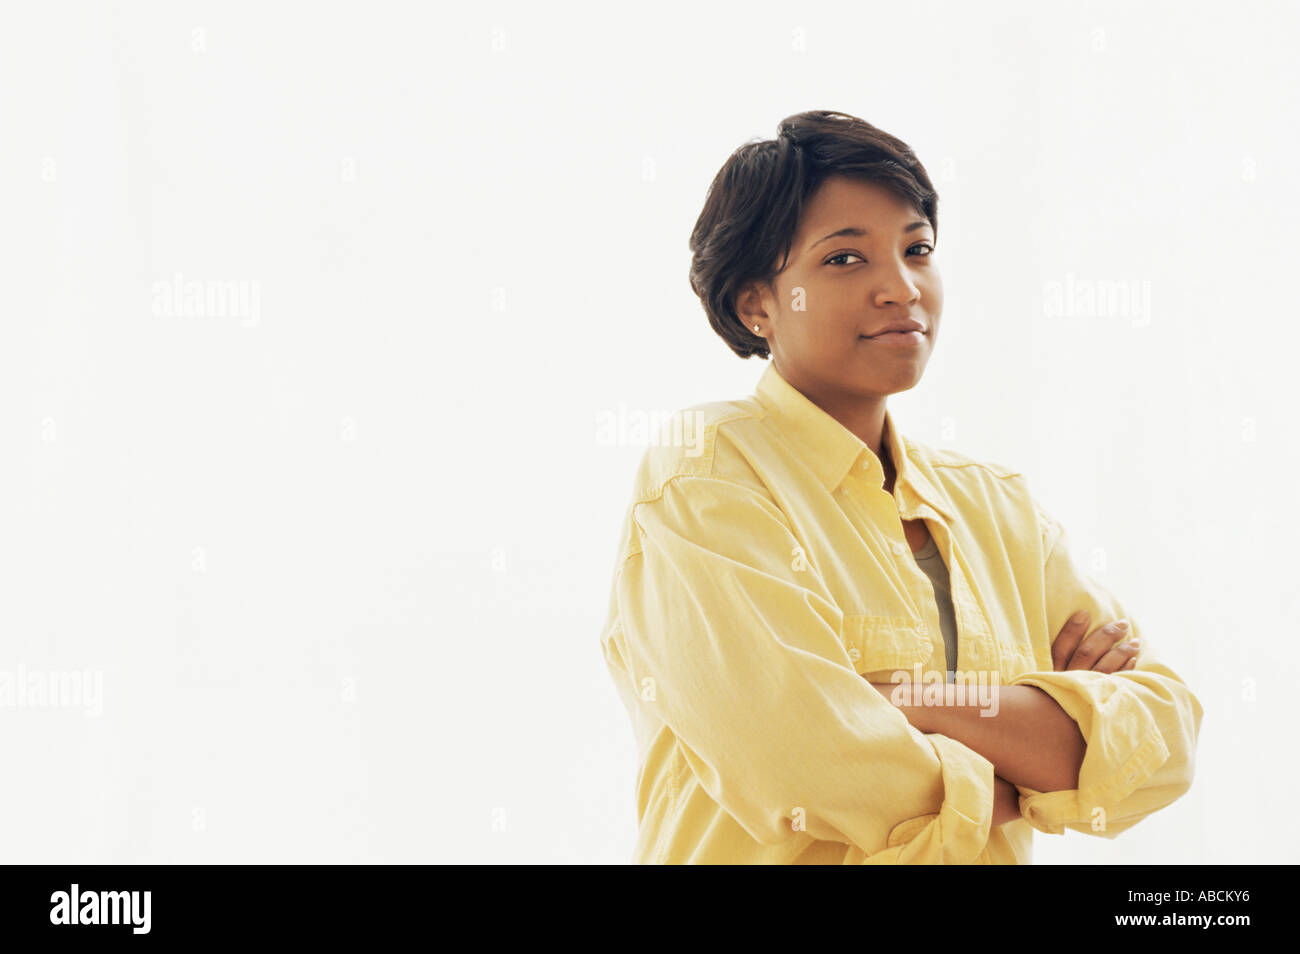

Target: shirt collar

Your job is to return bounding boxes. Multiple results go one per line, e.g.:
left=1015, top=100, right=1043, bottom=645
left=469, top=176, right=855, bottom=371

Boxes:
left=752, top=361, right=953, bottom=522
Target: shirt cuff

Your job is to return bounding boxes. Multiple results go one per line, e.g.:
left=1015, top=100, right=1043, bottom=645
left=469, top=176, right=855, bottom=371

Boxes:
left=1008, top=671, right=1172, bottom=834
left=881, top=732, right=997, bottom=863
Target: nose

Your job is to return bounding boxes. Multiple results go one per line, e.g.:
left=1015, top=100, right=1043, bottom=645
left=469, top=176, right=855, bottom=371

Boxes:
left=873, top=260, right=922, bottom=308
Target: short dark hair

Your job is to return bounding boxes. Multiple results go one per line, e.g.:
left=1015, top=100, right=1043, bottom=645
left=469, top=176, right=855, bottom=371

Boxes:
left=688, top=110, right=939, bottom=359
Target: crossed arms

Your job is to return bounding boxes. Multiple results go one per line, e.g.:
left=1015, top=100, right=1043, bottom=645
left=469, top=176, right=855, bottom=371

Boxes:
left=867, top=610, right=1141, bottom=824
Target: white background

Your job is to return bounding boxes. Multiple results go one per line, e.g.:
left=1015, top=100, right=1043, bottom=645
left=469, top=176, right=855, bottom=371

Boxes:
left=3, top=0, right=1295, bottom=863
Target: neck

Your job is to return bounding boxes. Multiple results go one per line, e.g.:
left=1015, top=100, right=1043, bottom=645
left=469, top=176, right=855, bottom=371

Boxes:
left=880, top=429, right=897, bottom=495
left=770, top=360, right=894, bottom=485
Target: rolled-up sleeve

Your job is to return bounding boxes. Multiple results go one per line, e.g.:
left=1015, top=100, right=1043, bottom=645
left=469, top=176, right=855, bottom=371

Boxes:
left=607, top=473, right=998, bottom=863
left=1008, top=502, right=1204, bottom=836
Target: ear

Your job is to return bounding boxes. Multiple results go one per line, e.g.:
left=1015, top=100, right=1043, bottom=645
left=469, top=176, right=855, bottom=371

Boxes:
left=734, top=280, right=773, bottom=328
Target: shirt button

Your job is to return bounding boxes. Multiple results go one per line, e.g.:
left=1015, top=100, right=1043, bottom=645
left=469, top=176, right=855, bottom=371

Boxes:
left=859, top=459, right=871, bottom=471
left=891, top=541, right=906, bottom=555
left=917, top=622, right=930, bottom=636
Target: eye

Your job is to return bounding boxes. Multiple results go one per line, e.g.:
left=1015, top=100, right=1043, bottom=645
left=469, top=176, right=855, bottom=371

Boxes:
left=824, top=243, right=935, bottom=266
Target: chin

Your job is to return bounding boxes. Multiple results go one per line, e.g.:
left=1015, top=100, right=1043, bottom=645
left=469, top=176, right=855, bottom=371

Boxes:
left=861, top=368, right=928, bottom=395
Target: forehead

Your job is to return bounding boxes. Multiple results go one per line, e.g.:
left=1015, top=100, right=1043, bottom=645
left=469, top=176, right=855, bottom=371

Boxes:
left=795, top=176, right=920, bottom=237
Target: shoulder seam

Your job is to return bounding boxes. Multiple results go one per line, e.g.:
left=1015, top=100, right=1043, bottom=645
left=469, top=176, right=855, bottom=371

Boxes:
left=623, top=473, right=792, bottom=572
left=630, top=404, right=765, bottom=505
left=929, top=460, right=1024, bottom=480
left=917, top=448, right=1023, bottom=481
left=632, top=471, right=777, bottom=511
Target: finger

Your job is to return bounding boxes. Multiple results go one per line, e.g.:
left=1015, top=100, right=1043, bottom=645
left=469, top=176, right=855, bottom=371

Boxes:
left=1122, top=656, right=1137, bottom=670
left=1052, top=610, right=1091, bottom=671
left=1066, top=620, right=1130, bottom=671
left=1092, top=638, right=1140, bottom=674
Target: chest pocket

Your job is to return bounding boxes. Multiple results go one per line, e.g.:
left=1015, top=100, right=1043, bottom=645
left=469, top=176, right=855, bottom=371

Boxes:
left=838, top=614, right=934, bottom=676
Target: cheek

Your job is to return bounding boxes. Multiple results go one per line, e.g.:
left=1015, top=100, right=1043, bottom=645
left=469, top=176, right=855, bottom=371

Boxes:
left=921, top=272, right=943, bottom=304
left=813, top=287, right=862, bottom=325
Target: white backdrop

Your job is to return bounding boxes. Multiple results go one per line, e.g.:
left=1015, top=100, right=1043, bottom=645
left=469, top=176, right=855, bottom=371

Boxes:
left=2, top=0, right=1295, bottom=863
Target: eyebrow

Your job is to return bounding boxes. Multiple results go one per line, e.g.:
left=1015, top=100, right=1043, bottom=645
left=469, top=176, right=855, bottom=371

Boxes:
left=808, top=221, right=933, bottom=252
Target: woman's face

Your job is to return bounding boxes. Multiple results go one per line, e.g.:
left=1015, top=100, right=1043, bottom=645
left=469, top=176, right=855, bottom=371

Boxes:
left=741, top=175, right=943, bottom=406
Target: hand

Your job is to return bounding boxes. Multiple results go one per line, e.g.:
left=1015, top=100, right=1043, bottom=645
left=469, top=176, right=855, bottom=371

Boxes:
left=992, top=775, right=1021, bottom=826
left=1052, top=610, right=1139, bottom=673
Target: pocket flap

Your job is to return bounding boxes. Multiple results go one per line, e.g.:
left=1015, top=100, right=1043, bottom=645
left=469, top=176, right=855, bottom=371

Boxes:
left=840, top=614, right=933, bottom=675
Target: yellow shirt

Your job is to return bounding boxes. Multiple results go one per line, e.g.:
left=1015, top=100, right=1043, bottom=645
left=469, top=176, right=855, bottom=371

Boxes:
left=598, top=361, right=1203, bottom=864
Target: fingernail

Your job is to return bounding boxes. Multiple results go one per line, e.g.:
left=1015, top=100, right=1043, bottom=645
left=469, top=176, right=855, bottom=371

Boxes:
left=1105, top=620, right=1130, bottom=635
left=1070, top=610, right=1090, bottom=625
left=1120, top=638, right=1140, bottom=650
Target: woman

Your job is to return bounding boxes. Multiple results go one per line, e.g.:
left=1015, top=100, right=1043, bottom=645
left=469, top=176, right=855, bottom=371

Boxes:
left=598, top=110, right=1202, bottom=864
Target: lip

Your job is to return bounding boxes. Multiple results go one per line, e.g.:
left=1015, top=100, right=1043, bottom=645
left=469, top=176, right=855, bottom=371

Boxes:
left=860, top=330, right=926, bottom=347
left=864, top=319, right=927, bottom=337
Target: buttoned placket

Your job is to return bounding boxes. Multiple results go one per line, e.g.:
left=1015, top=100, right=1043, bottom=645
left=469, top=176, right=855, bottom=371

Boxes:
left=847, top=452, right=938, bottom=662
left=854, top=448, right=1000, bottom=679
left=913, top=506, right=998, bottom=677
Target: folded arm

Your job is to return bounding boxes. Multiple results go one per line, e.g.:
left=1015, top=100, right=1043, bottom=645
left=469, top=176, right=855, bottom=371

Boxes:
left=869, top=494, right=1201, bottom=839
left=1008, top=501, right=1204, bottom=836
left=870, top=682, right=1086, bottom=793
left=606, top=473, right=1004, bottom=862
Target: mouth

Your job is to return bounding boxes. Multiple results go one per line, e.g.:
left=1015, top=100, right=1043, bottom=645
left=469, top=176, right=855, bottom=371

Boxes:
left=859, top=330, right=927, bottom=346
